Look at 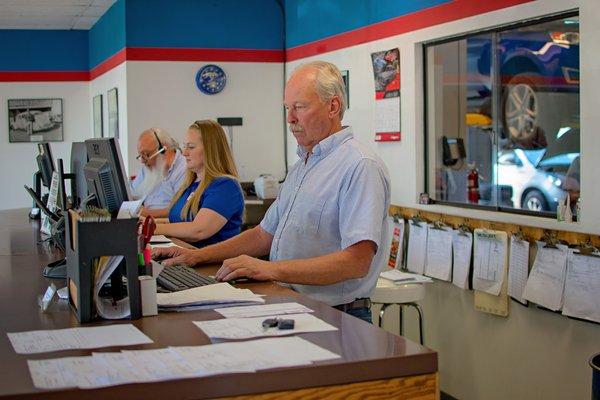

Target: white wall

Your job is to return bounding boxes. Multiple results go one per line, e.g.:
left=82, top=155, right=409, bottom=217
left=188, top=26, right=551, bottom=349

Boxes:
left=0, top=82, right=90, bottom=210
left=89, top=63, right=129, bottom=172
left=286, top=0, right=600, bottom=399
left=125, top=61, right=286, bottom=182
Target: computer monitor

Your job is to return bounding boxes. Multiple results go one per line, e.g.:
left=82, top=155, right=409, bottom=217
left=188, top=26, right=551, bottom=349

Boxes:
left=84, top=138, right=132, bottom=215
left=36, top=142, right=55, bottom=188
left=70, top=142, right=88, bottom=209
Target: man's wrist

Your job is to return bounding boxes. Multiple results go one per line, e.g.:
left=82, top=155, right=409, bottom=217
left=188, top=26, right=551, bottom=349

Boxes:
left=270, top=262, right=285, bottom=282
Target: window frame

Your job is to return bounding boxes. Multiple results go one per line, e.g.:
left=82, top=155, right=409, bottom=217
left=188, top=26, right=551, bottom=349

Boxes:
left=422, top=9, right=580, bottom=218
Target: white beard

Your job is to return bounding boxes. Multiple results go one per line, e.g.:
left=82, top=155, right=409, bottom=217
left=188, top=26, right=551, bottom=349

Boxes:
left=132, top=155, right=168, bottom=200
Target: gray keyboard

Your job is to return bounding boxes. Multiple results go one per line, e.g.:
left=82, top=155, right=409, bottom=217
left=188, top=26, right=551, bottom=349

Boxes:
left=157, top=265, right=218, bottom=292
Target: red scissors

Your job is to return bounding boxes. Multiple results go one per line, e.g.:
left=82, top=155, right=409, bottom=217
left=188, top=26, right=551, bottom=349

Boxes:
left=140, top=216, right=156, bottom=248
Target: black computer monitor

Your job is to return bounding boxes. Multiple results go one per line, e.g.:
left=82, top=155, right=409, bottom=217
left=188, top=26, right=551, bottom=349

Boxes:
left=84, top=138, right=131, bottom=215
left=36, top=142, right=55, bottom=188
left=70, top=142, right=88, bottom=209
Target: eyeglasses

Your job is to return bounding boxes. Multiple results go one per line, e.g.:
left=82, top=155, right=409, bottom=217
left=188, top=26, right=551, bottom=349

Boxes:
left=136, top=147, right=164, bottom=161
left=137, top=130, right=166, bottom=161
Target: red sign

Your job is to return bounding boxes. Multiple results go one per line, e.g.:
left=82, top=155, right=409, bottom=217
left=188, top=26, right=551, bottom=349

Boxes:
left=375, top=132, right=401, bottom=142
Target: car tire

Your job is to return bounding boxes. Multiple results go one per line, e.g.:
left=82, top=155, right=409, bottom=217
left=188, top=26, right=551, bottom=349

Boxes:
left=503, top=73, right=541, bottom=146
left=522, top=189, right=548, bottom=212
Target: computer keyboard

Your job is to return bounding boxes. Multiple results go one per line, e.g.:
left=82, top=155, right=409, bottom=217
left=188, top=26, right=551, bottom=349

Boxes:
left=156, top=265, right=218, bottom=292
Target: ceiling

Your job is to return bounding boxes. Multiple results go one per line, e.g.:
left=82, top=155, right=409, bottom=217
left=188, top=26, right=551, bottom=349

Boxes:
left=0, top=0, right=116, bottom=30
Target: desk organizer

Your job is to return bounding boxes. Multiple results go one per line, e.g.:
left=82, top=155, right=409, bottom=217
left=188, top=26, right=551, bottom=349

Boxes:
left=65, top=210, right=141, bottom=323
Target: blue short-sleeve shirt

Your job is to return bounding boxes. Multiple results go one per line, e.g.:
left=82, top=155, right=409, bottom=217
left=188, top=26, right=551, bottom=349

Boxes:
left=169, top=177, right=244, bottom=248
left=260, top=127, right=391, bottom=306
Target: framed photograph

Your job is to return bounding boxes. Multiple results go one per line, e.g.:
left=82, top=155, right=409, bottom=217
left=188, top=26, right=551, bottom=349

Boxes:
left=341, top=70, right=350, bottom=109
left=8, top=99, right=63, bottom=143
left=93, top=94, right=103, bottom=138
left=107, top=87, right=119, bottom=138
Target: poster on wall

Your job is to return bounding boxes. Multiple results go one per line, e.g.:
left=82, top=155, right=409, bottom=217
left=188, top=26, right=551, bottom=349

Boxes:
left=93, top=94, right=103, bottom=138
left=371, top=48, right=401, bottom=142
left=107, top=88, right=119, bottom=139
left=8, top=99, right=63, bottom=143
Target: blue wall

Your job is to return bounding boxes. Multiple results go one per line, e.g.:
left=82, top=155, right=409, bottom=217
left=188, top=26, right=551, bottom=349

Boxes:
left=89, top=0, right=126, bottom=69
left=284, top=0, right=451, bottom=48
left=1, top=0, right=284, bottom=75
left=125, top=0, right=284, bottom=50
left=1, top=0, right=459, bottom=74
left=0, top=30, right=88, bottom=71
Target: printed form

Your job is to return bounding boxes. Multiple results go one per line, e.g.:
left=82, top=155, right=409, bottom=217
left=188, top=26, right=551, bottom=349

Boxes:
left=562, top=252, right=600, bottom=323
left=522, top=242, right=568, bottom=311
left=473, top=229, right=507, bottom=296
left=452, top=230, right=473, bottom=290
left=193, top=313, right=337, bottom=339
left=424, top=226, right=453, bottom=281
left=406, top=220, right=427, bottom=274
left=508, top=236, right=530, bottom=305
left=7, top=324, right=152, bottom=354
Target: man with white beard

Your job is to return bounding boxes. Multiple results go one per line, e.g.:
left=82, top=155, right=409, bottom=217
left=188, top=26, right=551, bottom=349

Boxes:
left=131, top=128, right=187, bottom=217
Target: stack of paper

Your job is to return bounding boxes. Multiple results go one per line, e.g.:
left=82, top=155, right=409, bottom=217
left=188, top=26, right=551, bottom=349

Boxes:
left=157, top=283, right=265, bottom=311
left=27, top=337, right=340, bottom=390
left=380, top=268, right=433, bottom=284
left=150, top=235, right=181, bottom=249
left=193, top=313, right=337, bottom=339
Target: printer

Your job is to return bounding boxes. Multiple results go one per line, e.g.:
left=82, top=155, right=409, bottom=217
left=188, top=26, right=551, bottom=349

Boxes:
left=253, top=174, right=279, bottom=199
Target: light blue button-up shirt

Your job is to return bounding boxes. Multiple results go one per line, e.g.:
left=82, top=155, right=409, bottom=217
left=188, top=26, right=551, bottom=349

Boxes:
left=131, top=151, right=187, bottom=209
left=260, top=127, right=390, bottom=306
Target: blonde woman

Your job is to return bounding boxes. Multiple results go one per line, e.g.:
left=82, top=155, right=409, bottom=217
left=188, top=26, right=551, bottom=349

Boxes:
left=154, top=120, right=244, bottom=248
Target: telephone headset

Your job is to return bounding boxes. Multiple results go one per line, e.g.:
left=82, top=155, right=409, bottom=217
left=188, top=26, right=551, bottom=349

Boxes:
left=152, top=129, right=166, bottom=156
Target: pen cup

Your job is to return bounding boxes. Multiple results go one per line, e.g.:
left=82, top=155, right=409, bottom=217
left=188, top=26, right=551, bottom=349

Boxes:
left=139, top=276, right=158, bottom=317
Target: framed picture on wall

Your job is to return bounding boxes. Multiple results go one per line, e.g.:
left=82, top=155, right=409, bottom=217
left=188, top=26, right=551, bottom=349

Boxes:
left=107, top=87, right=119, bottom=139
left=341, top=70, right=350, bottom=109
left=8, top=98, right=63, bottom=143
left=93, top=94, right=103, bottom=138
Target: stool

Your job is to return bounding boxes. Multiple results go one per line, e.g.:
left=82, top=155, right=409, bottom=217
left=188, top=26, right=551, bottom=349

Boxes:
left=372, top=277, right=426, bottom=345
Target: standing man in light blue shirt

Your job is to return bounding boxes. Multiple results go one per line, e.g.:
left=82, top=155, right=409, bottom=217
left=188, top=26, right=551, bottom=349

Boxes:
left=131, top=128, right=187, bottom=217
left=154, top=61, right=390, bottom=322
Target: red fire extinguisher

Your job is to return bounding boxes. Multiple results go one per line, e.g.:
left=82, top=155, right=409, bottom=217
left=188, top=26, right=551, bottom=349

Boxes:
left=467, top=163, right=480, bottom=204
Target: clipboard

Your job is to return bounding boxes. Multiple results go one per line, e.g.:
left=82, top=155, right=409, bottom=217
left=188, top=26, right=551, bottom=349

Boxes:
left=473, top=229, right=509, bottom=317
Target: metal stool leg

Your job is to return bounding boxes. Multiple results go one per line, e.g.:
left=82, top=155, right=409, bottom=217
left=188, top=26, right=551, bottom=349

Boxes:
left=405, top=302, right=424, bottom=345
left=399, top=304, right=404, bottom=336
left=378, top=303, right=391, bottom=328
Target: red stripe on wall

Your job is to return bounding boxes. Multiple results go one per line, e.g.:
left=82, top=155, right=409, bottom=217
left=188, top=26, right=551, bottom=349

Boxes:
left=127, top=48, right=285, bottom=63
left=89, top=48, right=128, bottom=80
left=286, top=0, right=534, bottom=61
left=0, top=71, right=89, bottom=82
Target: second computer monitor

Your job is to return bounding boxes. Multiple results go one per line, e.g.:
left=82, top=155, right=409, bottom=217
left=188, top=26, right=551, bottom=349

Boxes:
left=36, top=142, right=55, bottom=188
left=70, top=142, right=88, bottom=209
left=84, top=138, right=131, bottom=214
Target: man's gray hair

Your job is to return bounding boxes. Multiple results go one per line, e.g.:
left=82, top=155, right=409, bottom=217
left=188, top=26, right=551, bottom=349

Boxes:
left=141, top=128, right=179, bottom=151
left=295, top=61, right=347, bottom=119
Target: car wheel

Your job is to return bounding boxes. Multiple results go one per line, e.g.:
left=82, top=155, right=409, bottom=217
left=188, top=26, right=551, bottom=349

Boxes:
left=522, top=190, right=548, bottom=212
left=503, top=73, right=540, bottom=145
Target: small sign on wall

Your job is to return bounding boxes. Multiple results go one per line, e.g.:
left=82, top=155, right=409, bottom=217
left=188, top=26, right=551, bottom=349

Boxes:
left=375, top=132, right=401, bottom=142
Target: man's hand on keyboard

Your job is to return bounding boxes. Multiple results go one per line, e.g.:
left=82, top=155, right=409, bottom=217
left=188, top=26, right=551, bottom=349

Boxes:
left=152, top=246, right=200, bottom=267
left=215, top=255, right=276, bottom=282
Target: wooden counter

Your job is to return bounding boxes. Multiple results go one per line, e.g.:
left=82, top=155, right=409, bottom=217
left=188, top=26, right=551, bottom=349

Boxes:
left=0, top=208, right=438, bottom=399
